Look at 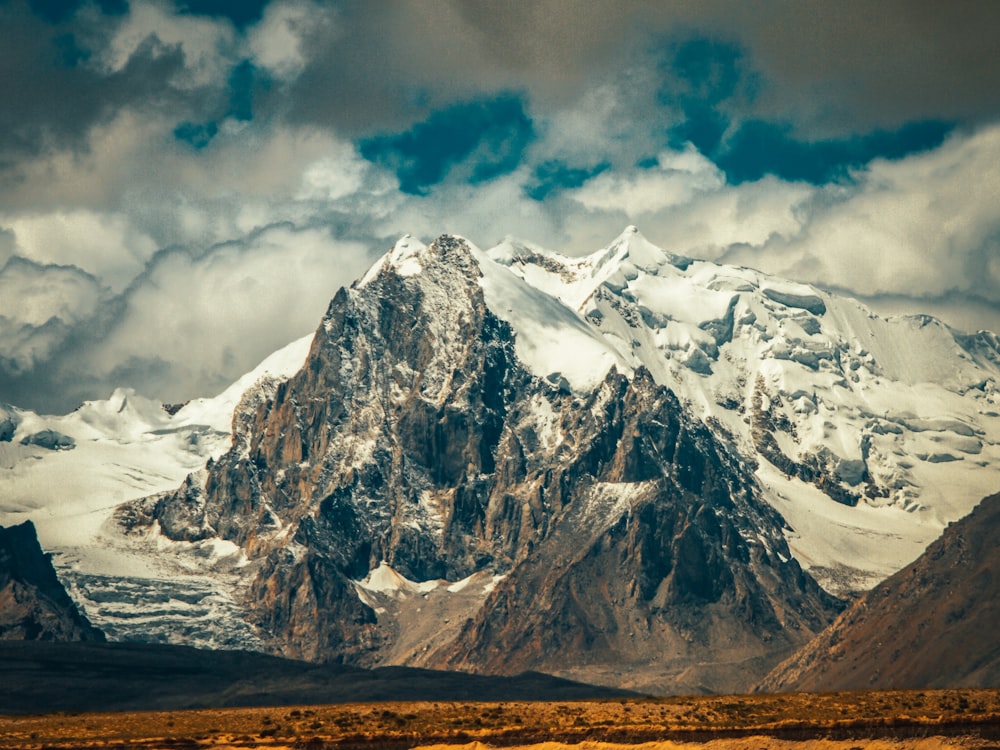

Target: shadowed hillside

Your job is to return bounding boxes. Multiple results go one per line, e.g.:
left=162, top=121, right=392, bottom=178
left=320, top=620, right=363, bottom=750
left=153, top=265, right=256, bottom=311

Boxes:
left=761, top=492, right=1000, bottom=691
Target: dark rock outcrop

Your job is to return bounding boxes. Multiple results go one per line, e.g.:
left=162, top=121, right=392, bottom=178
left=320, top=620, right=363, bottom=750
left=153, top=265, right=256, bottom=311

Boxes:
left=0, top=521, right=104, bottom=641
left=0, top=405, right=17, bottom=442
left=136, top=235, right=842, bottom=693
left=20, top=429, right=75, bottom=451
left=759, top=491, right=1000, bottom=691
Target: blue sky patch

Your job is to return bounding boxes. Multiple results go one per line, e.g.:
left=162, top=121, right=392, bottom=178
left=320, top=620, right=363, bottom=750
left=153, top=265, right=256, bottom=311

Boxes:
left=53, top=32, right=89, bottom=66
left=526, top=160, right=610, bottom=201
left=174, top=120, right=218, bottom=149
left=656, top=34, right=953, bottom=184
left=715, top=119, right=954, bottom=184
left=226, top=60, right=257, bottom=122
left=359, top=95, right=535, bottom=195
left=175, top=0, right=269, bottom=28
left=661, top=37, right=745, bottom=105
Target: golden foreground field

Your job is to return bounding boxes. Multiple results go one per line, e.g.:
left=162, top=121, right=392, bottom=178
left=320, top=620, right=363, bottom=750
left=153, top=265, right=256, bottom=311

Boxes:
left=1, top=689, right=998, bottom=750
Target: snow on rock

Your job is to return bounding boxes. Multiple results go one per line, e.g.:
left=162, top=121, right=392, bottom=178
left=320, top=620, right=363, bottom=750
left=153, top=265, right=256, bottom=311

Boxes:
left=467, top=228, right=1000, bottom=594
left=355, top=561, right=442, bottom=598
left=473, top=240, right=629, bottom=393
left=359, top=234, right=428, bottom=286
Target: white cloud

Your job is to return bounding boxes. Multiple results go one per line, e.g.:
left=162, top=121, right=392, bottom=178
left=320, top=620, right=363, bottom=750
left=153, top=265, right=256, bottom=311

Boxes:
left=725, top=124, right=1000, bottom=305
left=78, top=223, right=371, bottom=402
left=0, top=259, right=105, bottom=373
left=652, top=176, right=812, bottom=259
left=568, top=146, right=724, bottom=215
left=2, top=210, right=157, bottom=292
left=248, top=0, right=330, bottom=80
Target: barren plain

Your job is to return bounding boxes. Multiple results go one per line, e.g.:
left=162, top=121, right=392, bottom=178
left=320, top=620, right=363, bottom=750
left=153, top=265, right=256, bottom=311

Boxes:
left=1, top=689, right=997, bottom=750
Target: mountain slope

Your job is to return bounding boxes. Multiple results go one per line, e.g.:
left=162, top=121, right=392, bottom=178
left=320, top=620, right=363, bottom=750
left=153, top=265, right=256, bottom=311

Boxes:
left=759, top=491, right=1000, bottom=691
left=131, top=234, right=840, bottom=694
left=0, top=521, right=104, bottom=641
left=485, top=227, right=1000, bottom=594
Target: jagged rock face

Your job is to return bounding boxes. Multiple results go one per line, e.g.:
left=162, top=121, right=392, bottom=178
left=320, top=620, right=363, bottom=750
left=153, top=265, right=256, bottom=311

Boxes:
left=759, top=491, right=1000, bottom=692
left=142, top=235, right=841, bottom=690
left=0, top=521, right=104, bottom=641
left=436, top=368, right=841, bottom=694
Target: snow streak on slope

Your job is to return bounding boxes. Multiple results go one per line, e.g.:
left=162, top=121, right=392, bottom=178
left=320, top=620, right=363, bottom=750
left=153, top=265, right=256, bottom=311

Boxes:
left=0, top=334, right=313, bottom=647
left=376, top=227, right=1000, bottom=595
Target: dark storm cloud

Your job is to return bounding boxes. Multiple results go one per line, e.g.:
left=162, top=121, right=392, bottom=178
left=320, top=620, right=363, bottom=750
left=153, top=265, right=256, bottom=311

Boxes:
left=25, top=0, right=127, bottom=24
left=729, top=0, right=1000, bottom=135
left=0, top=1, right=183, bottom=167
left=264, top=0, right=1000, bottom=191
left=313, top=1, right=1000, bottom=136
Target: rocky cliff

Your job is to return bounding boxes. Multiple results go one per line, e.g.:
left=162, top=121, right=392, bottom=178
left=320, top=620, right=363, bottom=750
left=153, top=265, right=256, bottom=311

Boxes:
left=126, top=235, right=841, bottom=693
left=759, top=491, right=1000, bottom=691
left=0, top=520, right=104, bottom=641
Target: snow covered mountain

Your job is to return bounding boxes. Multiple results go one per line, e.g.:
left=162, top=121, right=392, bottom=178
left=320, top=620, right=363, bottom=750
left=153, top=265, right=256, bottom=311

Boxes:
left=481, top=227, right=1000, bottom=593
left=3, top=227, right=999, bottom=693
left=107, top=229, right=997, bottom=693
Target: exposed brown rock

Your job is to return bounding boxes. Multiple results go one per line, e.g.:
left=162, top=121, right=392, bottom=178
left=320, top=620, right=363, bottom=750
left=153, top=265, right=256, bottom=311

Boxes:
left=759, top=491, right=1000, bottom=691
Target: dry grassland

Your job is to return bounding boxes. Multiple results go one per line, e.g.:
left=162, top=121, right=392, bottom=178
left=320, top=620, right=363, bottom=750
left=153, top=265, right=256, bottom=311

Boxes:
left=0, top=689, right=997, bottom=750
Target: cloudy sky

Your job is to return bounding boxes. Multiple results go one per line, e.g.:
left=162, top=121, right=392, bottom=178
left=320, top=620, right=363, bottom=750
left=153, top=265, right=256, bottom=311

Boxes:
left=3, top=0, right=1000, bottom=412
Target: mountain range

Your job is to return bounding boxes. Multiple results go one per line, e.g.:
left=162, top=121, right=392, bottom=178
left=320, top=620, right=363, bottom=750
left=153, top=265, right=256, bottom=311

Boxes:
left=1, top=228, right=998, bottom=695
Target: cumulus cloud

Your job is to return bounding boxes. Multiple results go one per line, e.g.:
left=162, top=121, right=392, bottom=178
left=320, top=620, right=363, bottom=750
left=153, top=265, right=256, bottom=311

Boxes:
left=568, top=146, right=724, bottom=215
left=246, top=0, right=319, bottom=80
left=1, top=210, right=157, bottom=291
left=97, top=0, right=236, bottom=88
left=77, top=223, right=369, bottom=402
left=0, top=258, right=106, bottom=375
left=724, top=125, right=1000, bottom=304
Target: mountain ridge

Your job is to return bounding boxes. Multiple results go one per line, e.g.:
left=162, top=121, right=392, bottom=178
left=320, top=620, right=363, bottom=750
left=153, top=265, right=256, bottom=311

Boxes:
left=0, top=520, right=104, bottom=642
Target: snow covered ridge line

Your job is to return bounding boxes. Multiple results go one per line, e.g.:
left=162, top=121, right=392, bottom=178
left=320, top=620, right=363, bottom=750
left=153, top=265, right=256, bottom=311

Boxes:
left=0, top=333, right=315, bottom=448
left=361, top=228, right=1000, bottom=594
